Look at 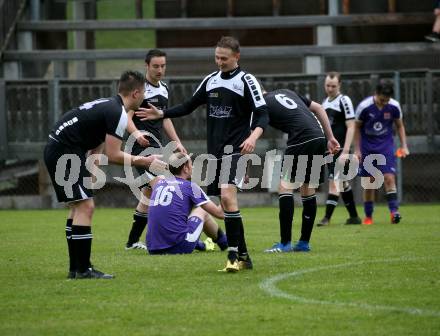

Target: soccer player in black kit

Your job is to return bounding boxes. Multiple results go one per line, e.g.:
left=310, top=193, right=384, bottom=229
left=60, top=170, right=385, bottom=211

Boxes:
left=262, top=88, right=340, bottom=253
left=44, top=71, right=167, bottom=279
left=124, top=49, right=186, bottom=251
left=317, top=72, right=361, bottom=226
left=136, top=36, right=269, bottom=272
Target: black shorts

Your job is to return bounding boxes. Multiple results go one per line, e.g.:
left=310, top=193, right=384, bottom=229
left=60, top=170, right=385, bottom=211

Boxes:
left=327, top=150, right=351, bottom=180
left=281, top=137, right=327, bottom=187
left=131, top=145, right=162, bottom=189
left=44, top=139, right=93, bottom=203
left=207, top=154, right=245, bottom=197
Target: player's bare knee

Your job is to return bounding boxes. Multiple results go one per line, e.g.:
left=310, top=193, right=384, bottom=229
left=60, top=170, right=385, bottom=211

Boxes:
left=300, top=184, right=315, bottom=197
left=384, top=174, right=395, bottom=188
left=220, top=197, right=237, bottom=212
left=278, top=180, right=293, bottom=194
left=76, top=200, right=95, bottom=219
left=191, top=206, right=206, bottom=220
left=328, top=180, right=340, bottom=195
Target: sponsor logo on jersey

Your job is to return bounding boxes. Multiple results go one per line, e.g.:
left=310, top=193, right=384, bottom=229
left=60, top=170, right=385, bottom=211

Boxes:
left=209, top=92, right=219, bottom=98
left=373, top=122, right=383, bottom=131
left=233, top=83, right=242, bottom=92
left=148, top=98, right=159, bottom=103
left=209, top=105, right=232, bottom=118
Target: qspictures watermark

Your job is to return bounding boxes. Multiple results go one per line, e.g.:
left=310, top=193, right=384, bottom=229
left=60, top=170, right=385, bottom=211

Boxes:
left=53, top=133, right=390, bottom=204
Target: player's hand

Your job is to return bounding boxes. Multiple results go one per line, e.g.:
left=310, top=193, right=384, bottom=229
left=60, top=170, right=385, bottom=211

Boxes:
left=133, top=130, right=150, bottom=147
left=175, top=142, right=187, bottom=154
left=135, top=104, right=163, bottom=121
left=327, top=137, right=341, bottom=154
left=145, top=154, right=168, bottom=174
left=396, top=146, right=410, bottom=158
left=337, top=151, right=350, bottom=165
left=240, top=136, right=256, bottom=155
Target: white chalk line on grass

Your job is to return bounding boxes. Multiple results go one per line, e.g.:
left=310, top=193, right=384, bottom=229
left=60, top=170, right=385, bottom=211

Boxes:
left=260, top=257, right=440, bottom=317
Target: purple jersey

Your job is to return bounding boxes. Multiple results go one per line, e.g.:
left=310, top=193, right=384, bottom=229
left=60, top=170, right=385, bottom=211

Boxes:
left=355, top=96, right=402, bottom=155
left=146, top=177, right=209, bottom=250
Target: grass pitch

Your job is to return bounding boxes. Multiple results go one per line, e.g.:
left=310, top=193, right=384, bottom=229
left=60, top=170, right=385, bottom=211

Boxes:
left=1, top=204, right=439, bottom=335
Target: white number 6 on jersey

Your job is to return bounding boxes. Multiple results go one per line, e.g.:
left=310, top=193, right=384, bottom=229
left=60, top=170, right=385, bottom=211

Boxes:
left=275, top=94, right=298, bottom=110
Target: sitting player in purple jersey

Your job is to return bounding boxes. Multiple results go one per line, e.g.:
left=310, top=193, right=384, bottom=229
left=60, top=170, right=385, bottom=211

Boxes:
left=354, top=81, right=410, bottom=225
left=146, top=152, right=228, bottom=254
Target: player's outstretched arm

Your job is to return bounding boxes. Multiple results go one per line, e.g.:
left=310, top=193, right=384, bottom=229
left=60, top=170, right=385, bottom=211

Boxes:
left=104, top=134, right=167, bottom=172
left=136, top=88, right=206, bottom=122
left=201, top=201, right=225, bottom=220
left=135, top=103, right=164, bottom=121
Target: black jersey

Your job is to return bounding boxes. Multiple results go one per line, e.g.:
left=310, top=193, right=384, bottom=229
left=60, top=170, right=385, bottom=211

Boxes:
left=264, top=89, right=324, bottom=147
left=163, top=67, right=269, bottom=157
left=48, top=95, right=127, bottom=151
left=321, top=93, right=355, bottom=147
left=132, top=80, right=169, bottom=149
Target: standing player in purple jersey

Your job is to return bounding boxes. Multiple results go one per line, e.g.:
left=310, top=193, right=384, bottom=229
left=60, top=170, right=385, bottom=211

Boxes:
left=146, top=153, right=228, bottom=255
left=354, top=81, right=410, bottom=225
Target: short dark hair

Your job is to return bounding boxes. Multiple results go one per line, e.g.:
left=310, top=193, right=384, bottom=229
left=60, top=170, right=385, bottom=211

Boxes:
left=376, top=80, right=394, bottom=97
left=326, top=71, right=341, bottom=83
left=168, top=152, right=191, bottom=176
left=118, top=70, right=145, bottom=95
left=216, top=36, right=240, bottom=53
left=145, top=49, right=167, bottom=64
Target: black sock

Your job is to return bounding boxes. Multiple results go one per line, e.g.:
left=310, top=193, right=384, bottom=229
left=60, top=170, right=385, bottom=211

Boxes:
left=71, top=225, right=93, bottom=273
left=127, top=211, right=148, bottom=246
left=224, top=211, right=241, bottom=260
left=65, top=218, right=74, bottom=272
left=279, top=193, right=294, bottom=244
left=300, top=194, right=317, bottom=242
left=237, top=217, right=248, bottom=258
left=325, top=194, right=339, bottom=220
left=341, top=187, right=359, bottom=218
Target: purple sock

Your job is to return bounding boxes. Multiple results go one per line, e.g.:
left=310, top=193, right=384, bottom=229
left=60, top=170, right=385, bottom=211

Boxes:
left=215, top=230, right=228, bottom=251
left=364, top=201, right=374, bottom=218
left=194, top=240, right=206, bottom=251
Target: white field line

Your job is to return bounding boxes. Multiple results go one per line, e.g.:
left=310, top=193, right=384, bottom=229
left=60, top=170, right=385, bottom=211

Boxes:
left=260, top=257, right=440, bottom=317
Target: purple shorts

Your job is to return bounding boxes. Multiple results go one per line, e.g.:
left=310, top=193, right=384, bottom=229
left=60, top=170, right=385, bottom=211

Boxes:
left=148, top=215, right=204, bottom=255
left=358, top=152, right=396, bottom=177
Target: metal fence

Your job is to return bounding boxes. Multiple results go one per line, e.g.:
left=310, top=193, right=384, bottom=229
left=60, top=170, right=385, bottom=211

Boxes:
left=0, top=70, right=439, bottom=207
